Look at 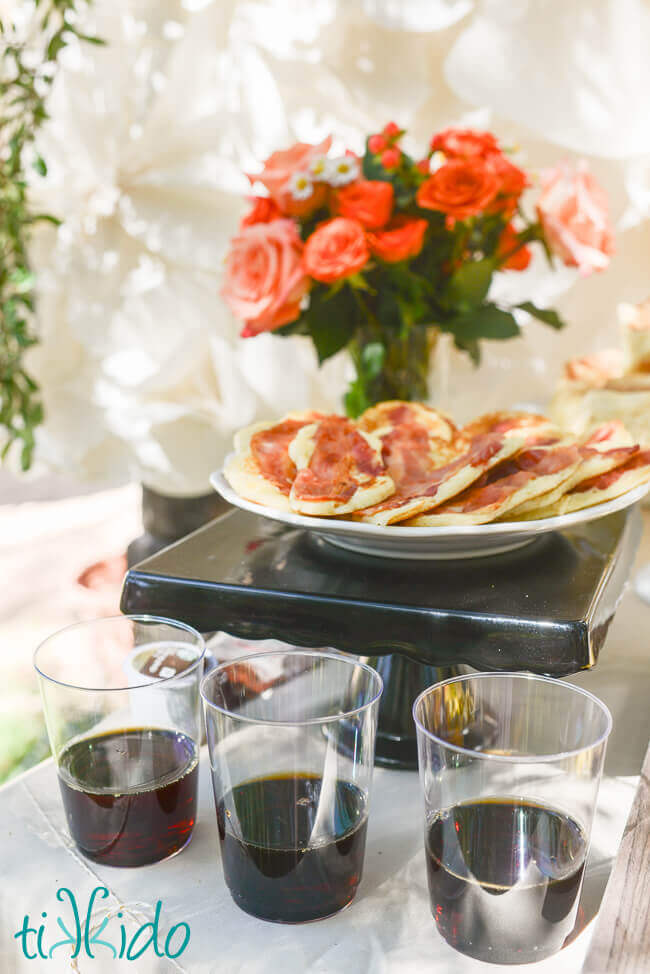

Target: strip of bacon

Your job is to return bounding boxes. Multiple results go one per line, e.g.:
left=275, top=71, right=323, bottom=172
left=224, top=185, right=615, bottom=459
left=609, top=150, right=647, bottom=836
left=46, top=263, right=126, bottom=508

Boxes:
left=289, top=416, right=394, bottom=515
left=461, top=411, right=556, bottom=445
left=407, top=444, right=582, bottom=526
left=571, top=449, right=650, bottom=494
left=509, top=423, right=638, bottom=516
left=354, top=432, right=524, bottom=526
left=519, top=449, right=650, bottom=519
left=250, top=416, right=321, bottom=495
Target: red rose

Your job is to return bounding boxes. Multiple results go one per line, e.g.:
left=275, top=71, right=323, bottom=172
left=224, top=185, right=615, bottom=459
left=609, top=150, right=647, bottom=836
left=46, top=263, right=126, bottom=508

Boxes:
left=497, top=223, right=532, bottom=271
left=240, top=196, right=283, bottom=229
left=333, top=180, right=394, bottom=229
left=488, top=154, right=528, bottom=214
left=367, top=216, right=428, bottom=263
left=416, top=159, right=499, bottom=221
left=430, top=128, right=500, bottom=159
left=304, top=218, right=369, bottom=283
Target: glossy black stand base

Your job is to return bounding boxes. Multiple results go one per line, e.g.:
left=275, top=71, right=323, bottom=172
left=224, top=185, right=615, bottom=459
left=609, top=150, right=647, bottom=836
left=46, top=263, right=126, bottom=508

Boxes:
left=362, top=654, right=467, bottom=769
left=127, top=487, right=229, bottom=567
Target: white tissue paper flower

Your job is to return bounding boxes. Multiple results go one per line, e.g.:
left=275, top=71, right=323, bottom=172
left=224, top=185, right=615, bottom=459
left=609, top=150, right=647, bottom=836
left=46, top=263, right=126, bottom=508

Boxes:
left=21, top=0, right=650, bottom=491
left=25, top=0, right=348, bottom=494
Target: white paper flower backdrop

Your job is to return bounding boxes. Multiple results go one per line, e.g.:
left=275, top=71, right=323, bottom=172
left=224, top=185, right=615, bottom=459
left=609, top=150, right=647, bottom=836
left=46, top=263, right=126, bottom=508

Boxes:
left=23, top=0, right=650, bottom=493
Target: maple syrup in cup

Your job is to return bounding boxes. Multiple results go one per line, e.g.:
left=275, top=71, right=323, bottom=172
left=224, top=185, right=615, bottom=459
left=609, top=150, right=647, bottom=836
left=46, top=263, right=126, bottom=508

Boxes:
left=413, top=673, right=611, bottom=964
left=202, top=651, right=382, bottom=922
left=34, top=616, right=205, bottom=867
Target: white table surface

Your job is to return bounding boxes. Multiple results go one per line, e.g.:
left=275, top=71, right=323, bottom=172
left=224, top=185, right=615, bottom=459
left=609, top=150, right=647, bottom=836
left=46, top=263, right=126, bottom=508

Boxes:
left=2, top=516, right=650, bottom=974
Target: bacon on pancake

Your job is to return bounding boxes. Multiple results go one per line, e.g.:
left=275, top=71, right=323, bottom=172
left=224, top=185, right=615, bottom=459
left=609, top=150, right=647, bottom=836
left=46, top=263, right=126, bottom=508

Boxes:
left=353, top=432, right=525, bottom=526
left=357, top=400, right=460, bottom=495
left=358, top=401, right=457, bottom=446
left=408, top=443, right=582, bottom=526
left=288, top=415, right=395, bottom=516
left=461, top=411, right=557, bottom=446
left=224, top=411, right=323, bottom=511
left=509, top=423, right=638, bottom=516
left=521, top=449, right=650, bottom=518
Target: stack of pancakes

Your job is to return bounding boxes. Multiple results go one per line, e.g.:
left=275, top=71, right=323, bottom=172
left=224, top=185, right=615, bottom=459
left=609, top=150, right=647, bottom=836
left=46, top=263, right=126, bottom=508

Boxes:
left=552, top=298, right=650, bottom=447
left=224, top=400, right=650, bottom=526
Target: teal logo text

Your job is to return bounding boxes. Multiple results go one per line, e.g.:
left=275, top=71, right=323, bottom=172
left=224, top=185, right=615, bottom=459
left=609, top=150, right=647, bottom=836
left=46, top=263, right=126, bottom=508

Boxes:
left=14, top=887, right=190, bottom=962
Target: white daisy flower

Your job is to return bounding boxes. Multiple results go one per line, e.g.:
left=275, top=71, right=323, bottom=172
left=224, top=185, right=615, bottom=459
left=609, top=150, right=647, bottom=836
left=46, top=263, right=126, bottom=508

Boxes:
left=307, top=155, right=329, bottom=179
left=286, top=171, right=314, bottom=200
left=326, top=155, right=360, bottom=186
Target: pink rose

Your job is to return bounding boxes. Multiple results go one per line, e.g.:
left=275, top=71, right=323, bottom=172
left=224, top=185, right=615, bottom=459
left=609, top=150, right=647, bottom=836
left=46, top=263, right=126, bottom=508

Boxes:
left=537, top=162, right=614, bottom=275
left=221, top=220, right=309, bottom=337
left=251, top=136, right=332, bottom=217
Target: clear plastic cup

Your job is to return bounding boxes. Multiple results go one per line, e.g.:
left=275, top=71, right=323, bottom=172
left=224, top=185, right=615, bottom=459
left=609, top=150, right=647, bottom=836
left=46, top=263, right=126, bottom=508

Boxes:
left=202, top=650, right=383, bottom=923
left=34, top=615, right=205, bottom=867
left=413, top=672, right=612, bottom=964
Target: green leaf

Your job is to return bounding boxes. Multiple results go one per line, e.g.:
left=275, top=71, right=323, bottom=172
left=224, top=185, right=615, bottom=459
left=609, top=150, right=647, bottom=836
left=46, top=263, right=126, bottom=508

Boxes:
left=32, top=155, right=47, bottom=177
left=516, top=302, right=566, bottom=330
left=443, top=304, right=521, bottom=343
left=360, top=342, right=385, bottom=378
left=444, top=258, right=494, bottom=312
left=46, top=30, right=66, bottom=62
left=305, top=287, right=354, bottom=364
left=28, top=213, right=62, bottom=226
left=76, top=34, right=107, bottom=46
left=454, top=337, right=481, bottom=365
left=9, top=268, right=35, bottom=294
left=344, top=379, right=370, bottom=419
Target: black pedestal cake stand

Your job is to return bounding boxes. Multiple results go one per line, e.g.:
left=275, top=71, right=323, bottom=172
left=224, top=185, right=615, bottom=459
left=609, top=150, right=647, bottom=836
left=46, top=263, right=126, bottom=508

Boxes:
left=121, top=506, right=641, bottom=768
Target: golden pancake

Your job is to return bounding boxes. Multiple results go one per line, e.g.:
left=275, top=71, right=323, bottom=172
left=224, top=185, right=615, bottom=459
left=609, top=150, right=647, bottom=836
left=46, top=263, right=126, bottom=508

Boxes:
left=223, top=411, right=323, bottom=511
left=461, top=410, right=557, bottom=445
left=508, top=423, right=638, bottom=516
left=288, top=416, right=395, bottom=516
left=408, top=444, right=582, bottom=526
left=354, top=432, right=525, bottom=526
left=357, top=400, right=458, bottom=444
left=523, top=449, right=650, bottom=518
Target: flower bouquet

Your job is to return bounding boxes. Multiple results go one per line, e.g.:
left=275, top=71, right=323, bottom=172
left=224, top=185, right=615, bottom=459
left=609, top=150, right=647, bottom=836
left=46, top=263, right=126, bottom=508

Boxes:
left=222, top=124, right=613, bottom=416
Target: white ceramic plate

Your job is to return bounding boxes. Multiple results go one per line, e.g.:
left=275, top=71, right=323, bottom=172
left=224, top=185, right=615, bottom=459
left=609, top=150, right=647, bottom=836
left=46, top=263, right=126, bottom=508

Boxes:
left=211, top=462, right=650, bottom=560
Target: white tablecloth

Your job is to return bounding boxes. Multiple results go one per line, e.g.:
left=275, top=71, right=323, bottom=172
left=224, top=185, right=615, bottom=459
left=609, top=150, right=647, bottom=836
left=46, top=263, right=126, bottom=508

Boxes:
left=3, top=519, right=650, bottom=974
left=0, top=743, right=640, bottom=974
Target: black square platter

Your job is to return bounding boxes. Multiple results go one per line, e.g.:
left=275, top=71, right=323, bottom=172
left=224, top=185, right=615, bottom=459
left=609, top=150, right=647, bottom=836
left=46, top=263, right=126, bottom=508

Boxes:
left=120, top=506, right=641, bottom=677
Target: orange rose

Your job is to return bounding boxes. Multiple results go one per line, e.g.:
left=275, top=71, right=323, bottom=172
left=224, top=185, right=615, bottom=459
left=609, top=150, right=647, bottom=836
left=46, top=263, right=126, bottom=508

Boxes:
left=222, top=219, right=309, bottom=336
left=416, top=159, right=499, bottom=222
left=333, top=180, right=394, bottom=229
left=304, top=218, right=369, bottom=283
left=497, top=223, right=532, bottom=271
left=537, top=161, right=614, bottom=276
left=367, top=216, right=428, bottom=263
left=430, top=128, right=500, bottom=158
left=240, top=196, right=283, bottom=229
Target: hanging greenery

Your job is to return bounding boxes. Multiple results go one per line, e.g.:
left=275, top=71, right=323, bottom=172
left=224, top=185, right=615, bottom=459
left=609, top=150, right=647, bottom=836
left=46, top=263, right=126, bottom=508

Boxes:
left=0, top=1, right=103, bottom=469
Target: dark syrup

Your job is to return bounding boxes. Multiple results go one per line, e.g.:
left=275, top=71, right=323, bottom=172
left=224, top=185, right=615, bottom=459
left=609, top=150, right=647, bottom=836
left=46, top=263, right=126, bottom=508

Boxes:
left=216, top=772, right=368, bottom=922
left=58, top=727, right=198, bottom=867
left=426, top=798, right=587, bottom=964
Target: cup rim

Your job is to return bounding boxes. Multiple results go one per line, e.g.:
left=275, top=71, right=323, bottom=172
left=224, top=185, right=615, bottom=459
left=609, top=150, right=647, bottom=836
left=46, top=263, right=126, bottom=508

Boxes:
left=201, top=650, right=383, bottom=726
left=412, top=671, right=613, bottom=764
left=33, top=614, right=206, bottom=692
